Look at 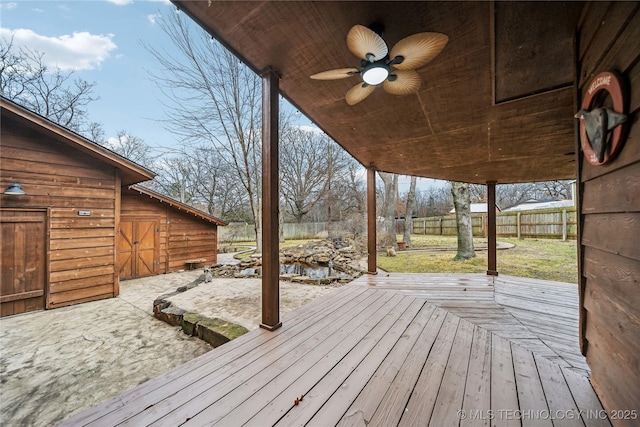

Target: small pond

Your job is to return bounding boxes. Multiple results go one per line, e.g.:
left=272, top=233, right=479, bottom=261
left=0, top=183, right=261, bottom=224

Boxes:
left=279, top=262, right=351, bottom=279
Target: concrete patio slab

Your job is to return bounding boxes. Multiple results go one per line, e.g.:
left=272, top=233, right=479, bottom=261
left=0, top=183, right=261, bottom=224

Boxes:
left=0, top=268, right=341, bottom=427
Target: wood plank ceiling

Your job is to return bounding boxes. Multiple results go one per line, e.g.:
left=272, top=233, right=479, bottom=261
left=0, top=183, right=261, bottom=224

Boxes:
left=175, top=1, right=584, bottom=184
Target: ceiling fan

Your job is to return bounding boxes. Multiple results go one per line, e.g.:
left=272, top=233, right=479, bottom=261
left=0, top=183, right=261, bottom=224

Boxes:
left=310, top=24, right=448, bottom=105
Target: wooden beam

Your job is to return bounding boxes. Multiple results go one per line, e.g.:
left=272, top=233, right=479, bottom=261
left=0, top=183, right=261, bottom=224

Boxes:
left=260, top=69, right=282, bottom=331
left=114, top=169, right=121, bottom=297
left=367, top=166, right=377, bottom=274
left=487, top=181, right=498, bottom=276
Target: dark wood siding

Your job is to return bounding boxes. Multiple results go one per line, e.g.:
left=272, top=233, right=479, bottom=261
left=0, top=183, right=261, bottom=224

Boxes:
left=167, top=209, right=218, bottom=272
left=576, top=2, right=640, bottom=423
left=0, top=119, right=118, bottom=313
left=120, top=189, right=218, bottom=276
left=0, top=209, right=47, bottom=316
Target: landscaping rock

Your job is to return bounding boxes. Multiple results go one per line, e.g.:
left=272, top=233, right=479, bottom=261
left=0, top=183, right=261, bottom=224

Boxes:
left=156, top=306, right=186, bottom=326
left=196, top=318, right=249, bottom=348
left=181, top=313, right=206, bottom=336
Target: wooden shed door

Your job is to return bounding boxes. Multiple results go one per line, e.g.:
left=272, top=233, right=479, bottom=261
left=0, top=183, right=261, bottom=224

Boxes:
left=119, top=217, right=159, bottom=280
left=1, top=209, right=47, bottom=317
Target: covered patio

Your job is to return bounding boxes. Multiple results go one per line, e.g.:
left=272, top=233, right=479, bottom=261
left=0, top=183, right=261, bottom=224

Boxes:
left=58, top=1, right=639, bottom=424
left=60, top=274, right=607, bottom=426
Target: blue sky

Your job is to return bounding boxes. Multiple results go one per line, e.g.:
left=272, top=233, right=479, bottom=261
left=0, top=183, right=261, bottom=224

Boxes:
left=0, top=0, right=442, bottom=192
left=0, top=0, right=191, bottom=150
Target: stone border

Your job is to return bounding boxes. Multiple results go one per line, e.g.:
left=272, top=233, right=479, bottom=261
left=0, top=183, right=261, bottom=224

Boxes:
left=152, top=277, right=248, bottom=348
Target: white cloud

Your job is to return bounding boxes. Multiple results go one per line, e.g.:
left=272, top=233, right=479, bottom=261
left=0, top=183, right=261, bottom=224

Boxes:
left=107, top=136, right=122, bottom=149
left=297, top=125, right=325, bottom=135
left=0, top=28, right=117, bottom=71
left=0, top=2, right=17, bottom=10
left=106, top=0, right=133, bottom=5
left=148, top=0, right=172, bottom=4
left=147, top=13, right=161, bottom=24
left=33, top=8, right=44, bottom=13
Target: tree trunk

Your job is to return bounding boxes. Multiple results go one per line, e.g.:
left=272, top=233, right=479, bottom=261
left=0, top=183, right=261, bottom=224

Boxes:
left=255, top=204, right=263, bottom=253
left=403, top=176, right=417, bottom=247
left=451, top=181, right=476, bottom=261
left=378, top=172, right=398, bottom=249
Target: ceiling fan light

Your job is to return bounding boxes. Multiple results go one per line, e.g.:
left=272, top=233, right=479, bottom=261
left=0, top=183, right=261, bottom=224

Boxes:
left=362, top=66, right=389, bottom=85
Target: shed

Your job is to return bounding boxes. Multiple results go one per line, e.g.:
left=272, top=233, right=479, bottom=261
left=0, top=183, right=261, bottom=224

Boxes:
left=120, top=185, right=226, bottom=279
left=0, top=97, right=225, bottom=316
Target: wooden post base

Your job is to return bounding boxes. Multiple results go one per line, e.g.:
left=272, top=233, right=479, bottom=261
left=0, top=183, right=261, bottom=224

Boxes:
left=487, top=270, right=499, bottom=276
left=259, top=322, right=282, bottom=331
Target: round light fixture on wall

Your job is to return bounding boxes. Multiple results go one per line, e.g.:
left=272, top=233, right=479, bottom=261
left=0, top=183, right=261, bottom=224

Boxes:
left=3, top=183, right=26, bottom=195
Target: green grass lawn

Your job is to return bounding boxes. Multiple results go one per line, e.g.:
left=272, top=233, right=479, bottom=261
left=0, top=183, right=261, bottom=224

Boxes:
left=379, top=235, right=578, bottom=283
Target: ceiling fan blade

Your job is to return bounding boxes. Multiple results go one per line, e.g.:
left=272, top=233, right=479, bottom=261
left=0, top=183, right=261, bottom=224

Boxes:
left=310, top=68, right=360, bottom=80
left=347, top=25, right=388, bottom=62
left=346, top=82, right=376, bottom=105
left=383, top=70, right=421, bottom=95
left=389, top=32, right=448, bottom=70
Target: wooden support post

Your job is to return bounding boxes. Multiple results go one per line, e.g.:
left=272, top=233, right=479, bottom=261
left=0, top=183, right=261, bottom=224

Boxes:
left=487, top=181, right=498, bottom=276
left=260, top=69, right=281, bottom=331
left=516, top=211, right=522, bottom=240
left=562, top=209, right=568, bottom=241
left=113, top=169, right=121, bottom=297
left=367, top=166, right=377, bottom=274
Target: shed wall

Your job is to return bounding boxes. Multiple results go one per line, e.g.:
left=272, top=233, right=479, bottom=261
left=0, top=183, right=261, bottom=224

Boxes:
left=576, top=2, right=640, bottom=422
left=120, top=190, right=218, bottom=275
left=1, top=118, right=118, bottom=311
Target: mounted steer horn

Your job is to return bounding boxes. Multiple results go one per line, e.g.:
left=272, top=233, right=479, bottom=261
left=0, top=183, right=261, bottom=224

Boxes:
left=574, top=108, right=627, bottom=164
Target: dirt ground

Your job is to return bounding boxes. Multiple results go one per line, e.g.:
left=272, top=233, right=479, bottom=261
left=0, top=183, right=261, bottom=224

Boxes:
left=0, top=269, right=341, bottom=427
left=166, top=277, right=339, bottom=330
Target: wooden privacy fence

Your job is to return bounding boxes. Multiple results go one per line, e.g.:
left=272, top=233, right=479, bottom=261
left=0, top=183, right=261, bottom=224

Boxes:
left=219, top=208, right=577, bottom=242
left=411, top=208, right=577, bottom=240
left=219, top=221, right=353, bottom=242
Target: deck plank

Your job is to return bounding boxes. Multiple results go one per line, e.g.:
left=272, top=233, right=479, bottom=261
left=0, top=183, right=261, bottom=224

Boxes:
left=512, top=343, right=553, bottom=427
left=337, top=305, right=447, bottom=427
left=213, top=296, right=417, bottom=426
left=534, top=354, right=583, bottom=427
left=278, top=298, right=425, bottom=427
left=561, top=367, right=611, bottom=427
left=210, top=295, right=416, bottom=426
left=461, top=326, right=492, bottom=427
left=430, top=319, right=476, bottom=426
left=368, top=310, right=453, bottom=427
left=397, top=313, right=461, bottom=426
left=491, top=335, right=520, bottom=427
left=306, top=299, right=432, bottom=427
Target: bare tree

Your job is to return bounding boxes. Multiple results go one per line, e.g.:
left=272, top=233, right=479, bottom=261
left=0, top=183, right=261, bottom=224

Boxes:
left=534, top=180, right=573, bottom=200
left=1, top=36, right=101, bottom=136
left=152, top=157, right=194, bottom=204
left=146, top=11, right=264, bottom=249
left=451, top=181, right=476, bottom=260
left=378, top=172, right=398, bottom=249
left=279, top=128, right=331, bottom=223
left=468, top=184, right=487, bottom=203
left=102, top=130, right=154, bottom=168
left=189, top=147, right=245, bottom=218
left=403, top=176, right=417, bottom=247
left=414, top=186, right=453, bottom=217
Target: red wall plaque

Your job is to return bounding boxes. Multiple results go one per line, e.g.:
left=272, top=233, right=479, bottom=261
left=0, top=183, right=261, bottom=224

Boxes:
left=578, top=71, right=627, bottom=165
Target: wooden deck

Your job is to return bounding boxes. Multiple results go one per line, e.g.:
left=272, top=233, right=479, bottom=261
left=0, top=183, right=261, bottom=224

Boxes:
left=59, top=274, right=610, bottom=426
